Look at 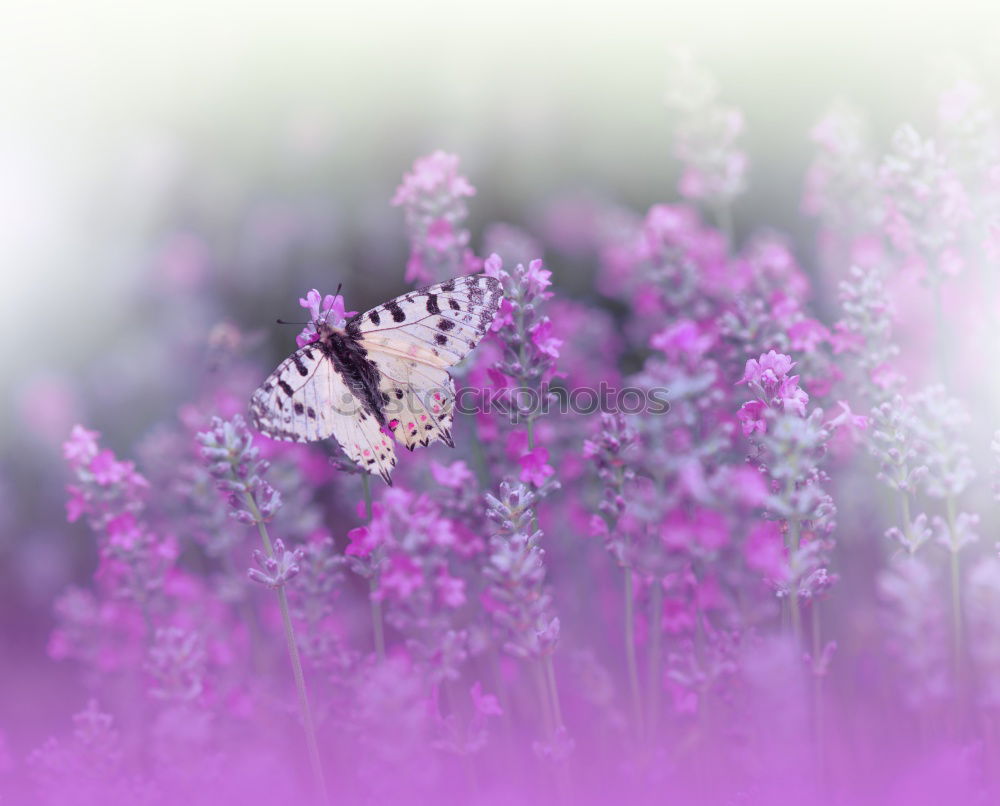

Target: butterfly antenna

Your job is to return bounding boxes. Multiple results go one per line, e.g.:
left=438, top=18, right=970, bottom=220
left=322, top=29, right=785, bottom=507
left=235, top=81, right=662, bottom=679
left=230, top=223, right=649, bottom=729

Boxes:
left=321, top=282, right=345, bottom=327
left=276, top=318, right=309, bottom=326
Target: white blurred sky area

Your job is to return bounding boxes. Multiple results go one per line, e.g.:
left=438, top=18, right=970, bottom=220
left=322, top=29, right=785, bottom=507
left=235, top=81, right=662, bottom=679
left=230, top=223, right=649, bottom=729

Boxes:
left=1, top=0, right=998, bottom=419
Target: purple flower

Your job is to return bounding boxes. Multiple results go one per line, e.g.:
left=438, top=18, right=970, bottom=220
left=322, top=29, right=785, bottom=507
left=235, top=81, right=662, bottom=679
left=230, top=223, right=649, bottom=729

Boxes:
left=296, top=288, right=356, bottom=348
left=430, top=460, right=474, bottom=490
left=392, top=151, right=479, bottom=285
left=518, top=447, right=555, bottom=487
left=196, top=415, right=282, bottom=525
left=470, top=681, right=503, bottom=717
left=248, top=538, right=304, bottom=589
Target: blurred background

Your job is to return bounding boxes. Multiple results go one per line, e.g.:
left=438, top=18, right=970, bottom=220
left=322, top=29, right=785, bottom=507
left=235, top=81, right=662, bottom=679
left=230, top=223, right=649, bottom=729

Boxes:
left=3, top=1, right=998, bottom=397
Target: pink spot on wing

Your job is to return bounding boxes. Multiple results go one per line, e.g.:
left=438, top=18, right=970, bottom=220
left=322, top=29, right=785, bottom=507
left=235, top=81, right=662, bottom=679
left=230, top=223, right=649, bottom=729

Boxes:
left=420, top=414, right=428, bottom=422
left=407, top=422, right=415, bottom=429
left=389, top=419, right=399, bottom=429
left=363, top=449, right=371, bottom=457
left=434, top=392, right=441, bottom=401
left=432, top=405, right=440, bottom=413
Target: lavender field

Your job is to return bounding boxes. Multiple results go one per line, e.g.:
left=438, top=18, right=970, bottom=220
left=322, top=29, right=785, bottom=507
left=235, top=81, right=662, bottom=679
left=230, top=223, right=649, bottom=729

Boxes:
left=3, top=9, right=1000, bottom=805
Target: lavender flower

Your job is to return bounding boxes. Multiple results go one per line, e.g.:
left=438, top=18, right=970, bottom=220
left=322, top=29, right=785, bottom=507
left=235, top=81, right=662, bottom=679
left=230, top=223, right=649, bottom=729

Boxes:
left=483, top=482, right=558, bottom=661
left=584, top=412, right=638, bottom=566
left=392, top=150, right=479, bottom=284
left=196, top=415, right=282, bottom=525
left=878, top=555, right=951, bottom=709
left=665, top=49, right=748, bottom=228
left=146, top=627, right=206, bottom=702
left=248, top=538, right=304, bottom=589
left=879, top=124, right=969, bottom=282
left=486, top=253, right=562, bottom=394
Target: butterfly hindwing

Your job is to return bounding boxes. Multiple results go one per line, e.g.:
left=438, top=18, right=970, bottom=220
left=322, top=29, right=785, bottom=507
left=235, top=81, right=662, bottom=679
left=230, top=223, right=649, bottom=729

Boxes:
left=368, top=351, right=456, bottom=450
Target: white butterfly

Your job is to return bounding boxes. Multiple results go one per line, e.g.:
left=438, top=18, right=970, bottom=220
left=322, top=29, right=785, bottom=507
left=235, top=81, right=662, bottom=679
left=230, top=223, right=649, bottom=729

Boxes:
left=249, top=273, right=504, bottom=485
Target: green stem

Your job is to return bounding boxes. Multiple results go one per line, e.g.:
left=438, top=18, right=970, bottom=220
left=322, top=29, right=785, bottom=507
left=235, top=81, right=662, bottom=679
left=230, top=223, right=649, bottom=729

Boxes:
left=788, top=517, right=802, bottom=646
left=623, top=563, right=644, bottom=740
left=244, top=493, right=329, bottom=805
left=647, top=579, right=663, bottom=743
left=544, top=653, right=564, bottom=729
left=361, top=474, right=386, bottom=663
left=533, top=659, right=556, bottom=736
left=811, top=602, right=825, bottom=772
left=947, top=495, right=963, bottom=698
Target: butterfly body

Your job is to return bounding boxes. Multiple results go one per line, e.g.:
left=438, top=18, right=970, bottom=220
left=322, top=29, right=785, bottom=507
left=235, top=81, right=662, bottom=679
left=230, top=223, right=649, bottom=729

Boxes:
left=250, top=273, right=503, bottom=484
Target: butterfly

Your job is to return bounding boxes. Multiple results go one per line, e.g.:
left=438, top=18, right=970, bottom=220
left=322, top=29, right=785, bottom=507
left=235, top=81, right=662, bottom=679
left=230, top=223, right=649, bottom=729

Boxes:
left=249, top=273, right=504, bottom=485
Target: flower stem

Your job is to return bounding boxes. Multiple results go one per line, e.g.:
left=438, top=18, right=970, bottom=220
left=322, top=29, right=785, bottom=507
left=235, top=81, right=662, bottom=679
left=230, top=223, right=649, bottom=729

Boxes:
left=788, top=517, right=803, bottom=646
left=544, top=653, right=564, bottom=729
left=811, top=602, right=825, bottom=771
left=244, top=493, right=329, bottom=805
left=623, top=563, right=644, bottom=741
left=361, top=474, right=386, bottom=663
left=947, top=495, right=963, bottom=703
left=646, top=579, right=663, bottom=743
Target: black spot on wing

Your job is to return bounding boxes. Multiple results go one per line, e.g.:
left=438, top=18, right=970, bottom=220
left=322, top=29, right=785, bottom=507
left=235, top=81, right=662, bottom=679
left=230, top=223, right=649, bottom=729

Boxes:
left=279, top=380, right=294, bottom=397
left=448, top=298, right=461, bottom=311
left=386, top=300, right=406, bottom=323
left=292, top=353, right=309, bottom=376
left=369, top=310, right=381, bottom=326
left=435, top=333, right=448, bottom=345
left=426, top=294, right=440, bottom=314
left=437, top=318, right=455, bottom=331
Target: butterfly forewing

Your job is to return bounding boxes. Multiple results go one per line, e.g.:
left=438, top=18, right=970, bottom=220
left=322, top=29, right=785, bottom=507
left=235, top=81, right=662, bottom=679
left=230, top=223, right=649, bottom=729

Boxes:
left=353, top=274, right=503, bottom=368
left=250, top=342, right=398, bottom=484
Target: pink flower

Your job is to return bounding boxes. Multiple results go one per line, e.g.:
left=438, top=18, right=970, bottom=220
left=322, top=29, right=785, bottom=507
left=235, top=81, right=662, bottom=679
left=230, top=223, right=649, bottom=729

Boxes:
left=296, top=288, right=356, bottom=347
left=523, top=259, right=552, bottom=296
left=737, top=400, right=767, bottom=436
left=722, top=466, right=770, bottom=507
left=738, top=350, right=809, bottom=422
left=828, top=400, right=869, bottom=432
left=737, top=350, right=795, bottom=386
left=405, top=252, right=432, bottom=285
left=430, top=460, right=474, bottom=489
left=829, top=322, right=865, bottom=354
left=530, top=319, right=563, bottom=359
left=435, top=568, right=466, bottom=608
left=788, top=318, right=829, bottom=352
left=345, top=525, right=380, bottom=557
left=744, top=521, right=788, bottom=582
left=483, top=252, right=504, bottom=279
left=662, top=509, right=729, bottom=552
left=470, top=681, right=504, bottom=717
left=650, top=319, right=715, bottom=362
left=105, top=513, right=143, bottom=550
left=65, top=485, right=86, bottom=523
left=391, top=151, right=475, bottom=207
left=380, top=553, right=423, bottom=600
left=62, top=425, right=100, bottom=469
left=425, top=217, right=456, bottom=252
left=90, top=450, right=128, bottom=486
left=519, top=447, right=555, bottom=487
